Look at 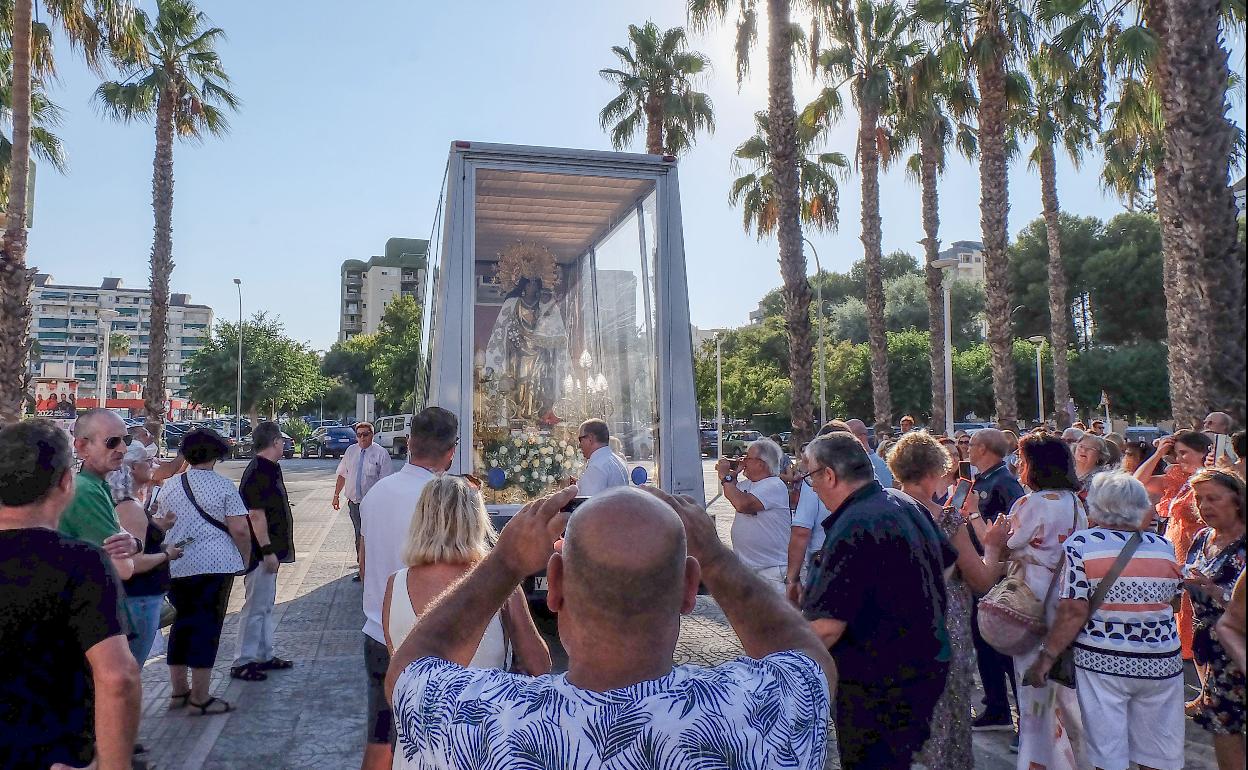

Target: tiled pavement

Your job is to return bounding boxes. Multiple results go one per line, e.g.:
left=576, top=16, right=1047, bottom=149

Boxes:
left=134, top=459, right=1219, bottom=769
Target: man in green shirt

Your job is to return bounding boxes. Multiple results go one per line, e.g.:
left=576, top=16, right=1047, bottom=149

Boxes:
left=61, top=410, right=139, bottom=578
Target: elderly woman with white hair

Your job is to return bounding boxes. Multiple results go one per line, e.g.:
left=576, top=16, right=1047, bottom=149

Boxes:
left=716, top=438, right=793, bottom=592
left=1074, top=434, right=1115, bottom=492
left=1024, top=472, right=1186, bottom=770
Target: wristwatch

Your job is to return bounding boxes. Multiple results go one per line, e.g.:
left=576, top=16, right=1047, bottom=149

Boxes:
left=722, top=474, right=737, bottom=484
left=259, top=544, right=276, bottom=557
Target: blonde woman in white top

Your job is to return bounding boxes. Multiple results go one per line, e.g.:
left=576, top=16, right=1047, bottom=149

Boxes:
left=382, top=476, right=551, bottom=751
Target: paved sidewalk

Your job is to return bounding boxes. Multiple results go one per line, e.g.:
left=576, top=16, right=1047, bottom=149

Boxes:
left=133, top=462, right=1219, bottom=769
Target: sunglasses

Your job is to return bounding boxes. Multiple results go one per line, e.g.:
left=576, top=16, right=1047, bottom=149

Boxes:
left=103, top=434, right=134, bottom=450
left=452, top=473, right=482, bottom=490
left=356, top=430, right=373, bottom=436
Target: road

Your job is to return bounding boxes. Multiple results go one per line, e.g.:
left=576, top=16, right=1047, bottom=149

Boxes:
left=128, top=458, right=1215, bottom=769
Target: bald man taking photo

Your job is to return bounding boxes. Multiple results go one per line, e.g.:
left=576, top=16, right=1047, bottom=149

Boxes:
left=386, top=486, right=836, bottom=769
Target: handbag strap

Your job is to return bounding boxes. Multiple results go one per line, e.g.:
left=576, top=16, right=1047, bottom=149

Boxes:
left=181, top=473, right=229, bottom=534
left=1086, top=531, right=1144, bottom=615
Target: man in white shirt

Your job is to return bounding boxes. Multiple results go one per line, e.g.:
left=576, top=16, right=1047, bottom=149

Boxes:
left=332, top=422, right=395, bottom=580
left=716, top=438, right=792, bottom=592
left=846, top=419, right=895, bottom=487
left=385, top=485, right=835, bottom=770
left=358, top=406, right=458, bottom=770
left=573, top=418, right=628, bottom=495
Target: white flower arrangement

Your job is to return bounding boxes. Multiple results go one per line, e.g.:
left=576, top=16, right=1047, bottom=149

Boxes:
left=482, top=432, right=582, bottom=497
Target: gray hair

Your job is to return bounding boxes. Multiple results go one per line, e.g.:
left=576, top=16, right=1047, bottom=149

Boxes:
left=1086, top=471, right=1151, bottom=529
left=805, top=433, right=874, bottom=484
left=1079, top=434, right=1113, bottom=467
left=972, top=428, right=1010, bottom=458
left=749, top=438, right=785, bottom=475
left=1062, top=427, right=1086, bottom=442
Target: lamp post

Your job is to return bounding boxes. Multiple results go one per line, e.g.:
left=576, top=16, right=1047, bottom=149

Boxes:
left=233, top=279, right=243, bottom=441
left=803, top=237, right=827, bottom=429
left=96, top=309, right=118, bottom=407
left=1028, top=335, right=1046, bottom=426
left=715, top=332, right=723, bottom=460
left=931, top=258, right=960, bottom=435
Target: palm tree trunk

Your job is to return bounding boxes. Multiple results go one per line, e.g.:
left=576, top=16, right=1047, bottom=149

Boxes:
left=766, top=0, right=815, bottom=442
left=920, top=134, right=946, bottom=431
left=1159, top=0, right=1245, bottom=425
left=0, top=0, right=35, bottom=424
left=1143, top=0, right=1195, bottom=427
left=858, top=99, right=891, bottom=426
left=974, top=16, right=1018, bottom=428
left=1037, top=142, right=1072, bottom=429
left=644, top=94, right=664, bottom=155
left=145, top=86, right=176, bottom=426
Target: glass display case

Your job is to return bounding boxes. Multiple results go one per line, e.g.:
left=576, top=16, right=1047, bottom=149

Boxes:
left=418, top=143, right=703, bottom=513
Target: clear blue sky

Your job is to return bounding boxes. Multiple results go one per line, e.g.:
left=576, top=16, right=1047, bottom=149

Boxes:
left=30, top=0, right=1245, bottom=352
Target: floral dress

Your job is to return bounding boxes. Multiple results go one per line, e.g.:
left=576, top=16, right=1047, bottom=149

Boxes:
left=1159, top=464, right=1201, bottom=658
left=1184, top=527, right=1247, bottom=735
left=917, top=505, right=974, bottom=769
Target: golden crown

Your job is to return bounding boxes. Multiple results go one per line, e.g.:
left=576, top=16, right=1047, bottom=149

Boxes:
left=495, top=241, right=560, bottom=292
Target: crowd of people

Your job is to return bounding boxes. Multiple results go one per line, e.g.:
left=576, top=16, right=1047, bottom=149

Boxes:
left=1, top=403, right=1245, bottom=770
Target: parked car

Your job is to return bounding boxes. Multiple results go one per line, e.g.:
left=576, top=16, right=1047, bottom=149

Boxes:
left=301, top=426, right=357, bottom=459
left=1124, top=425, right=1171, bottom=447
left=700, top=429, right=720, bottom=458
left=374, top=414, right=411, bottom=458
left=722, top=430, right=761, bottom=457
left=953, top=422, right=991, bottom=435
left=232, top=431, right=295, bottom=460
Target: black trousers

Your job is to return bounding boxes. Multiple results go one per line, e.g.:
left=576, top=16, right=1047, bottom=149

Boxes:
left=166, top=573, right=233, bottom=668
left=971, top=599, right=1018, bottom=716
left=835, top=667, right=949, bottom=770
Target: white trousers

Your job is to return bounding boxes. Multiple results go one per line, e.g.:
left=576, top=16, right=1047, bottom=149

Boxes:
left=233, top=564, right=279, bottom=666
left=753, top=565, right=788, bottom=594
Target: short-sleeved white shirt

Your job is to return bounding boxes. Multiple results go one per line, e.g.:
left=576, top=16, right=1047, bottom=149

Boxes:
left=731, top=476, right=793, bottom=571
left=392, top=650, right=830, bottom=770
left=335, top=442, right=395, bottom=503
left=360, top=463, right=435, bottom=644
left=577, top=446, right=629, bottom=495
left=158, top=468, right=248, bottom=578
left=791, top=484, right=829, bottom=563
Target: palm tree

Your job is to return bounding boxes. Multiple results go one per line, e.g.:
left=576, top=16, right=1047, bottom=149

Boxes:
left=95, top=0, right=238, bottom=427
left=108, top=332, right=130, bottom=358
left=1155, top=0, right=1245, bottom=423
left=599, top=22, right=715, bottom=155
left=730, top=109, right=849, bottom=235
left=890, top=50, right=976, bottom=431
left=1015, top=49, right=1096, bottom=429
left=915, top=0, right=1037, bottom=428
left=0, top=0, right=135, bottom=423
left=812, top=0, right=921, bottom=427
left=689, top=0, right=821, bottom=441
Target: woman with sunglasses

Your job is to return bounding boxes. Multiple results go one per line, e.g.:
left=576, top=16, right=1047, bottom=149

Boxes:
left=382, top=476, right=550, bottom=732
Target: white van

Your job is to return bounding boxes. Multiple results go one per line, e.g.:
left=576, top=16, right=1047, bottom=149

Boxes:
left=373, top=414, right=411, bottom=457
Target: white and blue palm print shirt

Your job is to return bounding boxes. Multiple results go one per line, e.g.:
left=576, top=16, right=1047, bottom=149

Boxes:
left=392, top=650, right=830, bottom=769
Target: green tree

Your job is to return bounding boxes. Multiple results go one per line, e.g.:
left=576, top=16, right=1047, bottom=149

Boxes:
left=729, top=109, right=848, bottom=236
left=184, top=313, right=327, bottom=423
left=812, top=0, right=921, bottom=427
left=367, top=296, right=423, bottom=413
left=890, top=49, right=977, bottom=431
left=323, top=333, right=379, bottom=394
left=0, top=0, right=136, bottom=423
left=1081, top=212, right=1164, bottom=344
left=599, top=21, right=714, bottom=155
left=1016, top=49, right=1097, bottom=428
left=690, top=0, right=822, bottom=442
left=1008, top=213, right=1100, bottom=343
left=94, top=0, right=239, bottom=426
left=108, top=332, right=130, bottom=358
left=915, top=0, right=1039, bottom=427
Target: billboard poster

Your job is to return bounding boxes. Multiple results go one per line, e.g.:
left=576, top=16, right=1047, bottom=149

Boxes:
left=34, top=377, right=80, bottom=420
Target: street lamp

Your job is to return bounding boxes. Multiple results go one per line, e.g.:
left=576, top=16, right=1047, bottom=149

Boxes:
left=715, top=332, right=723, bottom=461
left=1028, top=335, right=1046, bottom=426
left=233, top=279, right=243, bottom=442
left=96, top=309, right=119, bottom=407
left=931, top=257, right=960, bottom=436
left=803, top=237, right=827, bottom=429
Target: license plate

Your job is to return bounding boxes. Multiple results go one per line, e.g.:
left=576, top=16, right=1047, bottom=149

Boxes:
left=533, top=576, right=548, bottom=591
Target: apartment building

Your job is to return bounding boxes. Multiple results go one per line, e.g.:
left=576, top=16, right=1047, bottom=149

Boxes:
left=939, top=240, right=986, bottom=284
left=339, top=237, right=428, bottom=341
left=29, top=274, right=213, bottom=402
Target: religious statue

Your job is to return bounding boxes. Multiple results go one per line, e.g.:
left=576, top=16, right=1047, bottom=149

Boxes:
left=483, top=242, right=570, bottom=422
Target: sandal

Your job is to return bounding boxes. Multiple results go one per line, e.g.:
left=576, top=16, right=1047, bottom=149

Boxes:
left=229, top=663, right=268, bottom=681
left=258, top=656, right=294, bottom=671
left=187, top=696, right=232, bottom=716
left=169, top=692, right=191, bottom=709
